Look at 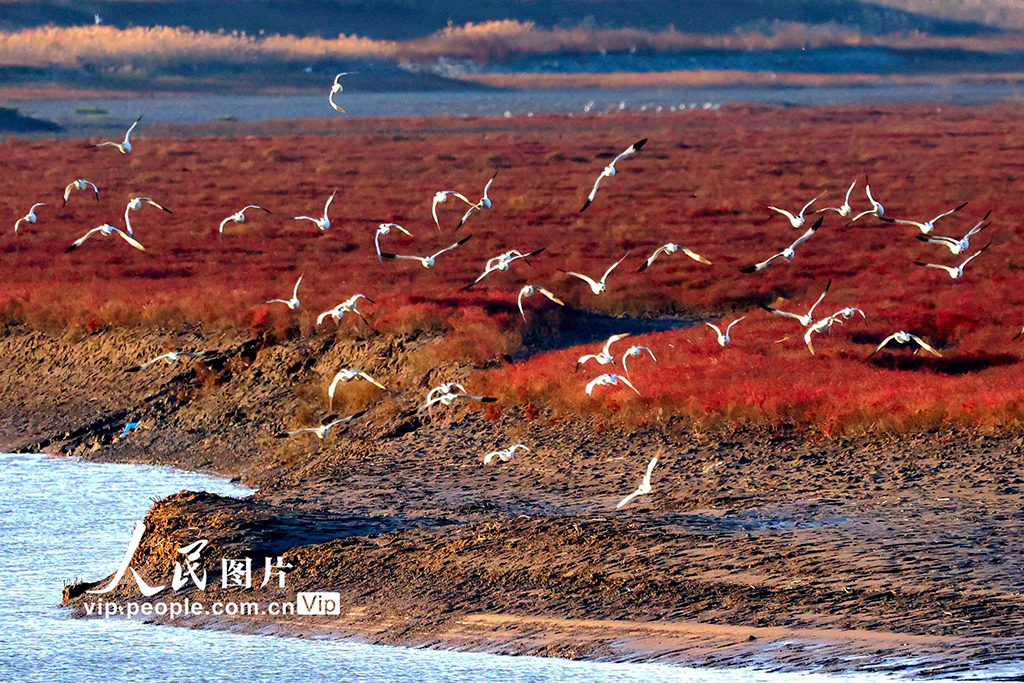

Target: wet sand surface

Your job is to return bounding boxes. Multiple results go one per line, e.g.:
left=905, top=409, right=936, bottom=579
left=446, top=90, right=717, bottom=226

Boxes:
left=2, top=327, right=1020, bottom=676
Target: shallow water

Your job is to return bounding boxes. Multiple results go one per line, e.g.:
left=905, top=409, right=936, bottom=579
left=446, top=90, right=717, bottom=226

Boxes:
left=0, top=453, right=963, bottom=681
left=12, top=82, right=1024, bottom=133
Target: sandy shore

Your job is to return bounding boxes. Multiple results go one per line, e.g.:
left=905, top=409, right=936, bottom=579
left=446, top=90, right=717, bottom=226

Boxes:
left=0, top=326, right=1017, bottom=676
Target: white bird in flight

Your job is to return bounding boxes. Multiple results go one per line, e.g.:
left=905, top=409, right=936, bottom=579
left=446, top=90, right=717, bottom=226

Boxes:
left=328, top=369, right=386, bottom=409
left=457, top=171, right=497, bottom=230
left=276, top=411, right=365, bottom=440
left=849, top=182, right=885, bottom=222
left=90, top=116, right=141, bottom=154
left=66, top=224, right=145, bottom=253
left=880, top=202, right=967, bottom=235
left=802, top=307, right=866, bottom=355
left=576, top=333, right=630, bottom=372
left=868, top=331, right=942, bottom=358
left=740, top=216, right=823, bottom=273
left=517, top=285, right=564, bottom=322
left=759, top=280, right=831, bottom=327
left=637, top=243, right=711, bottom=272
left=581, top=138, right=647, bottom=212
left=123, top=197, right=171, bottom=236
left=13, top=202, right=46, bottom=233
left=219, top=205, right=271, bottom=233
left=464, top=248, right=544, bottom=289
left=815, top=179, right=857, bottom=217
left=266, top=275, right=303, bottom=309
left=622, top=345, right=657, bottom=377
left=561, top=253, right=629, bottom=295
left=585, top=373, right=640, bottom=397
left=294, top=191, right=336, bottom=231
left=375, top=223, right=413, bottom=264
left=63, top=179, right=99, bottom=205
left=418, top=383, right=498, bottom=412
left=126, top=351, right=209, bottom=372
left=381, top=235, right=472, bottom=268
left=317, top=294, right=374, bottom=326
left=915, top=211, right=989, bottom=254
left=329, top=73, right=350, bottom=113
left=432, top=190, right=473, bottom=231
left=766, top=192, right=823, bottom=229
left=914, top=242, right=991, bottom=280
left=483, top=444, right=528, bottom=465
left=706, top=317, right=745, bottom=347
left=616, top=456, right=658, bottom=509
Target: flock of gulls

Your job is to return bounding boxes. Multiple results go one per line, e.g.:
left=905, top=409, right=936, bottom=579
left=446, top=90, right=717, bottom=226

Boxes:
left=10, top=79, right=1004, bottom=509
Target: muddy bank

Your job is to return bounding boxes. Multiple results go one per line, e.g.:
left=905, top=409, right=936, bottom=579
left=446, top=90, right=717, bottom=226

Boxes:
left=3, top=325, right=1022, bottom=675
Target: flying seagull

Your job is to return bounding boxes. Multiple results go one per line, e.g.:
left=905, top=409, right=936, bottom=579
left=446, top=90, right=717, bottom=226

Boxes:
left=276, top=411, right=366, bottom=440
left=381, top=235, right=472, bottom=268
left=126, top=351, right=209, bottom=372
left=815, top=179, right=857, bottom=217
left=483, top=444, right=528, bottom=465
left=375, top=223, right=413, bottom=264
left=266, top=275, right=303, bottom=309
left=580, top=138, right=647, bottom=212
left=418, top=384, right=498, bottom=412
left=576, top=333, right=630, bottom=372
left=868, top=331, right=942, bottom=359
left=517, top=285, right=564, bottom=322
left=585, top=373, right=640, bottom=396
left=849, top=181, right=885, bottom=222
left=328, top=369, right=386, bottom=409
left=622, top=345, right=657, bottom=378
left=317, top=294, right=374, bottom=326
left=432, top=190, right=473, bottom=232
left=766, top=192, right=823, bottom=229
left=915, top=211, right=990, bottom=254
left=123, top=197, right=171, bottom=236
left=63, top=179, right=99, bottom=205
left=637, top=243, right=710, bottom=272
left=67, top=224, right=145, bottom=253
left=456, top=171, right=497, bottom=230
left=616, top=457, right=658, bottom=509
left=329, top=73, right=350, bottom=113
left=294, top=191, right=336, bottom=231
left=880, top=202, right=968, bottom=235
left=759, top=280, right=832, bottom=327
left=464, top=248, right=544, bottom=289
left=90, top=116, right=141, bottom=154
left=914, top=243, right=991, bottom=280
left=740, top=216, right=823, bottom=273
left=706, top=317, right=745, bottom=347
left=13, top=202, right=46, bottom=233
left=219, top=205, right=271, bottom=233
left=560, top=253, right=629, bottom=295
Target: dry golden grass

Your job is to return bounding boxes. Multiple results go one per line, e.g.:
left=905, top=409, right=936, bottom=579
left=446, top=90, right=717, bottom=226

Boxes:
left=2, top=21, right=1024, bottom=72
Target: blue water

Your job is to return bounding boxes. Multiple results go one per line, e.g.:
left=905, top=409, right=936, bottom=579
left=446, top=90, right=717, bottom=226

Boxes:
left=0, top=453, right=985, bottom=681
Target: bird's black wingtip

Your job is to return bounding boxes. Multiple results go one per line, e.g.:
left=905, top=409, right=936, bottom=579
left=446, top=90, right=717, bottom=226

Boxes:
left=757, top=303, right=774, bottom=312
left=825, top=279, right=832, bottom=291
left=914, top=235, right=929, bottom=242
left=913, top=262, right=927, bottom=266
left=633, top=138, right=648, bottom=150
left=64, top=245, right=77, bottom=254
left=954, top=201, right=968, bottom=212
left=273, top=432, right=289, bottom=439
left=739, top=266, right=757, bottom=274
left=456, top=235, right=473, bottom=246
left=1013, top=331, right=1023, bottom=342
left=878, top=217, right=895, bottom=223
left=380, top=253, right=397, bottom=260
left=480, top=397, right=498, bottom=403
left=125, top=366, right=141, bottom=373
left=460, top=283, right=475, bottom=291
left=636, top=263, right=648, bottom=273
left=811, top=216, right=824, bottom=230
left=580, top=200, right=591, bottom=213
